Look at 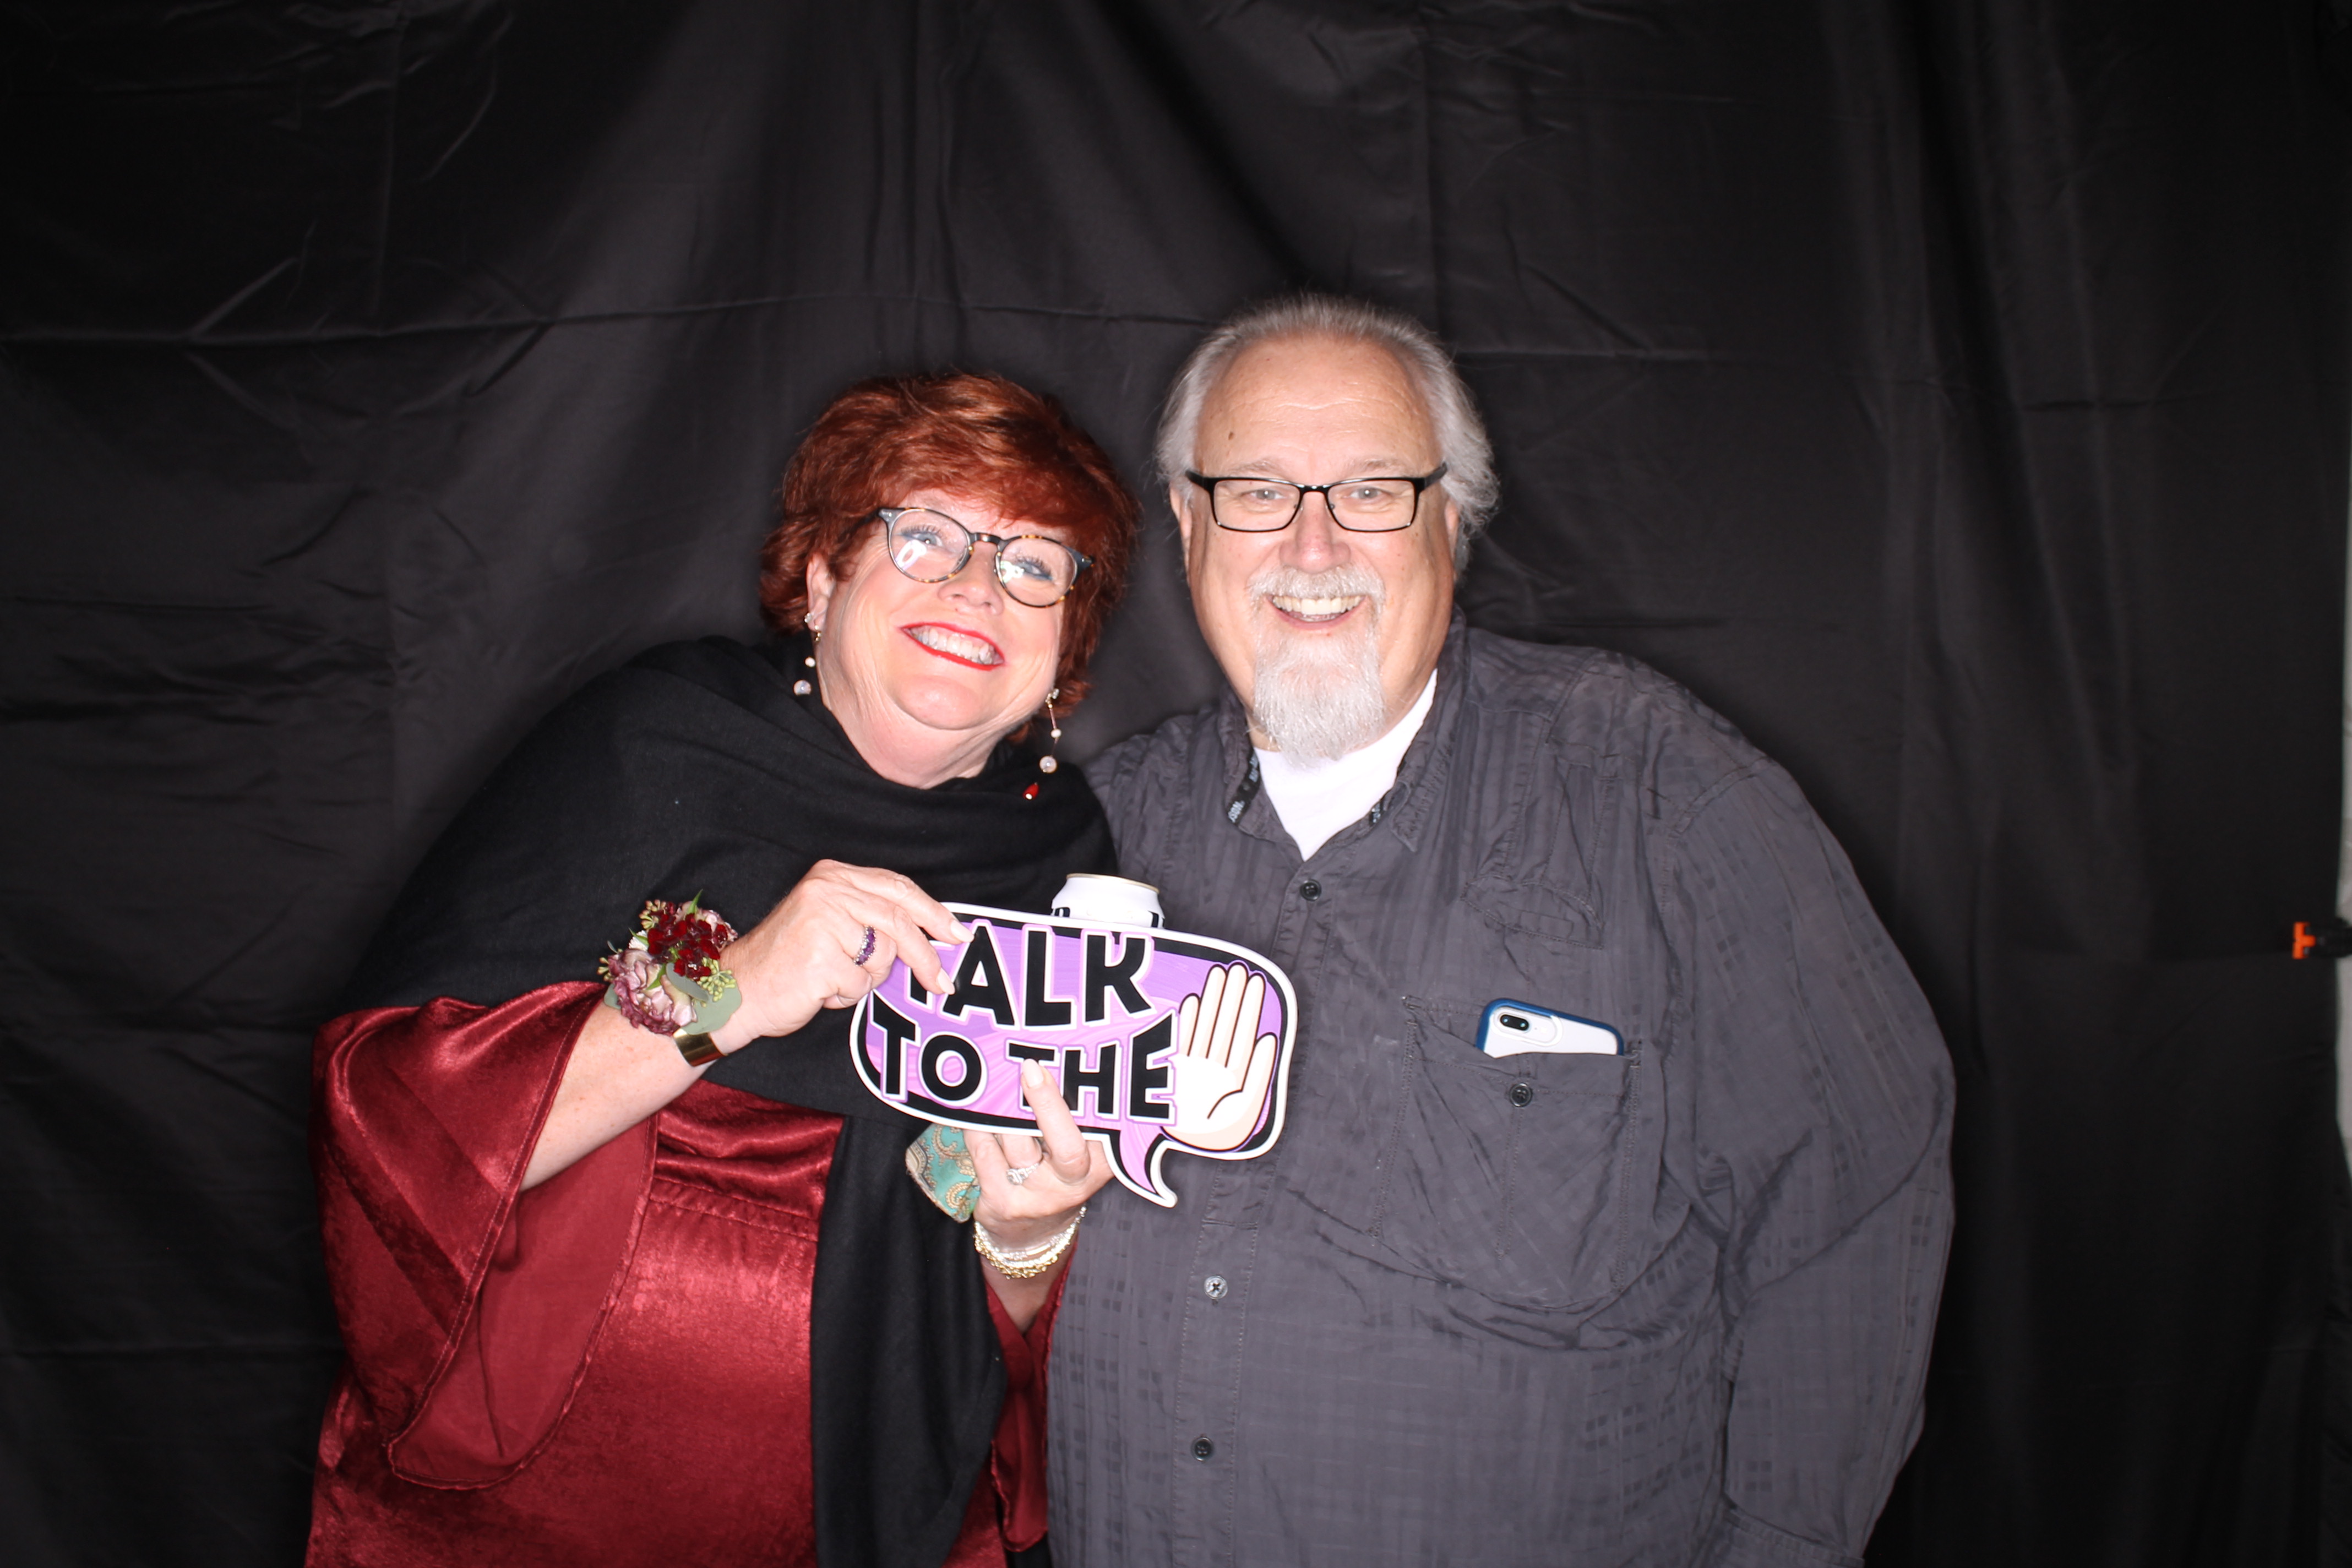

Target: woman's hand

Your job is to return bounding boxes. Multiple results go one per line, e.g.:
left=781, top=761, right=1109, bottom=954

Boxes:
left=967, top=1061, right=1114, bottom=1327
left=524, top=862, right=962, bottom=1190
left=707, top=860, right=967, bottom=1053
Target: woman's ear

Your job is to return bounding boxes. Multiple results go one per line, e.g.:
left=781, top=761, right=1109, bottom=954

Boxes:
left=803, top=553, right=837, bottom=635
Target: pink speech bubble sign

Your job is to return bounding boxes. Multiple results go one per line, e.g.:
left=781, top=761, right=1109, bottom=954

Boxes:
left=850, top=903, right=1297, bottom=1206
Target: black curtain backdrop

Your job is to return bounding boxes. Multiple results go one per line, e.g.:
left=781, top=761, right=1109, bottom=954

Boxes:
left=5, top=3, right=2348, bottom=1564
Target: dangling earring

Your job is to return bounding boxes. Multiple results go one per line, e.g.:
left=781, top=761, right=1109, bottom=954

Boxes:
left=794, top=625, right=820, bottom=696
left=1038, top=689, right=1063, bottom=775
left=1022, top=688, right=1062, bottom=800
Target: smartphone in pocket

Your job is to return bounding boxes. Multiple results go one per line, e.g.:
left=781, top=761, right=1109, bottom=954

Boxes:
left=1477, top=999, right=1625, bottom=1057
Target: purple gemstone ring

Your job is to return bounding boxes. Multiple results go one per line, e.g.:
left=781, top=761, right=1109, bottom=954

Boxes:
left=852, top=925, right=877, bottom=966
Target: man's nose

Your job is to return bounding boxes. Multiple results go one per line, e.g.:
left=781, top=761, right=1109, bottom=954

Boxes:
left=1282, top=489, right=1350, bottom=567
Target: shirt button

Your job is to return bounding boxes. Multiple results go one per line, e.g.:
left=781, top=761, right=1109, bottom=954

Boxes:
left=1299, top=879, right=1322, bottom=901
left=1204, top=1274, right=1228, bottom=1299
left=1509, top=1080, right=1536, bottom=1107
left=1192, top=1436, right=1215, bottom=1461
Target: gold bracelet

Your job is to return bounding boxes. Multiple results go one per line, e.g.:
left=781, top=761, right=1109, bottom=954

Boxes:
left=973, top=1206, right=1085, bottom=1280
left=674, top=1028, right=723, bottom=1068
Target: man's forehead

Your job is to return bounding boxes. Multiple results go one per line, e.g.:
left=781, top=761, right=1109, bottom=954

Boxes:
left=1194, top=335, right=1438, bottom=465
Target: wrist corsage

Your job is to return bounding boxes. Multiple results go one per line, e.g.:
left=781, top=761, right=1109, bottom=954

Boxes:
left=600, top=897, right=742, bottom=1066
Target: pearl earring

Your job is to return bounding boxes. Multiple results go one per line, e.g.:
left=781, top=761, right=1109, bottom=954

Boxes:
left=1038, top=689, right=1063, bottom=775
left=794, top=625, right=819, bottom=696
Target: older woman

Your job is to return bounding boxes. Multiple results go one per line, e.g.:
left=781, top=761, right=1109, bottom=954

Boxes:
left=306, top=373, right=1133, bottom=1567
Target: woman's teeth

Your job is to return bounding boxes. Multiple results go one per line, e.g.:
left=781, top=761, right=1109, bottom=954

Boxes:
left=907, top=625, right=1003, bottom=665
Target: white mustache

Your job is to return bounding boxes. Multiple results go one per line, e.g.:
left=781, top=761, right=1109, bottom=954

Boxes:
left=1245, top=562, right=1390, bottom=758
left=1248, top=562, right=1387, bottom=612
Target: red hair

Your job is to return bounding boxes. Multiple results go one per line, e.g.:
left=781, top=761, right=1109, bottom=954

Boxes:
left=759, top=373, right=1137, bottom=708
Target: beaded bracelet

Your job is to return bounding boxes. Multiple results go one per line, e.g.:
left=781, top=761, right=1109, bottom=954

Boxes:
left=973, top=1206, right=1086, bottom=1280
left=599, top=897, right=742, bottom=1066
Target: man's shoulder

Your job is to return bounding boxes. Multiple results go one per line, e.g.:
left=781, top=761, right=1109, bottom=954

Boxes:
left=1082, top=700, right=1225, bottom=804
left=1460, top=628, right=1772, bottom=817
left=1077, top=699, right=1242, bottom=875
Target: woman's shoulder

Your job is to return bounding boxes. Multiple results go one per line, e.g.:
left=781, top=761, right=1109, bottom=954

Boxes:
left=494, top=636, right=809, bottom=763
left=623, top=635, right=796, bottom=705
left=520, top=635, right=788, bottom=732
left=338, top=638, right=799, bottom=1012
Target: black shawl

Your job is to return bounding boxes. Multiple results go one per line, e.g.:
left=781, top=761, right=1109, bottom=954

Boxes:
left=342, top=633, right=1115, bottom=1568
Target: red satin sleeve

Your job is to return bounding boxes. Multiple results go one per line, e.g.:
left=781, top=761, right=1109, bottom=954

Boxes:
left=311, top=981, right=627, bottom=1479
left=307, top=984, right=845, bottom=1566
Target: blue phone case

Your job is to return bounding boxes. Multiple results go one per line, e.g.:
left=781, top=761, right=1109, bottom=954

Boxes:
left=1476, top=998, right=1625, bottom=1056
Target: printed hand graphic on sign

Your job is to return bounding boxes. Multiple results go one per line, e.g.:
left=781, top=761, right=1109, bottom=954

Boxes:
left=850, top=905, right=1297, bottom=1206
left=1169, top=963, right=1281, bottom=1153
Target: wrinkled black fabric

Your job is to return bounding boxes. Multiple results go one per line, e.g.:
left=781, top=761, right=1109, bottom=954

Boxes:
left=345, top=633, right=1109, bottom=1124
left=2, top=4, right=2347, bottom=1566
left=339, top=631, right=1112, bottom=1568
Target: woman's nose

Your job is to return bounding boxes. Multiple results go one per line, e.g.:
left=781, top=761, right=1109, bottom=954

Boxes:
left=940, top=544, right=1007, bottom=610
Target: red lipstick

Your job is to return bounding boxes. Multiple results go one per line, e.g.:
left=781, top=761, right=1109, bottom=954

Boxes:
left=900, top=622, right=1005, bottom=669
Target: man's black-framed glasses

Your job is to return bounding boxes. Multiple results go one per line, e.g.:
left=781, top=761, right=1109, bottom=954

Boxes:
left=875, top=507, right=1092, bottom=608
left=1185, top=462, right=1450, bottom=533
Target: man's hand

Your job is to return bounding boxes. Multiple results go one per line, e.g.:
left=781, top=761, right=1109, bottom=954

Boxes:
left=1168, top=962, right=1280, bottom=1152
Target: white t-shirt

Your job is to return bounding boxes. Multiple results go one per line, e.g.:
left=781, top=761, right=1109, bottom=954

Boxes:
left=1254, top=673, right=1438, bottom=860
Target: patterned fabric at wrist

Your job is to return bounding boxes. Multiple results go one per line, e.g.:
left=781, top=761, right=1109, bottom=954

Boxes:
left=906, top=1125, right=982, bottom=1221
left=973, top=1206, right=1085, bottom=1280
left=598, top=897, right=741, bottom=1048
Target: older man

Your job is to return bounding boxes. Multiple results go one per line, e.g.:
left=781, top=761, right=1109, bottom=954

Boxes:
left=1051, top=295, right=1953, bottom=1567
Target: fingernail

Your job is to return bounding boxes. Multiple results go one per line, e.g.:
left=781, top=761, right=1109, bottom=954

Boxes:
left=954, top=922, right=974, bottom=943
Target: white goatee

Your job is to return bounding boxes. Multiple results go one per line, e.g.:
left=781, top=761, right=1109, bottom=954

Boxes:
left=1246, top=562, right=1390, bottom=760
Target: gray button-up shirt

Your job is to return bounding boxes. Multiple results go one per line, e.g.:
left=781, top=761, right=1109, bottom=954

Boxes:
left=1053, top=620, right=1952, bottom=1568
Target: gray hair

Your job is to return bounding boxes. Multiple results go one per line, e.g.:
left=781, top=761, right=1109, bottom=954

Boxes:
left=1156, top=293, right=1498, bottom=565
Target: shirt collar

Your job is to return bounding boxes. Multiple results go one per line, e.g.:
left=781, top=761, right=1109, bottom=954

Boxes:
left=1212, top=611, right=1471, bottom=855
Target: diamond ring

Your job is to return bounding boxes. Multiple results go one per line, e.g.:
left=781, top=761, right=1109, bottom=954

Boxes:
left=1004, top=1163, right=1039, bottom=1186
left=852, top=925, right=876, bottom=966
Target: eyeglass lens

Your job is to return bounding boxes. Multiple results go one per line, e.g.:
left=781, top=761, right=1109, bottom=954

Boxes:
left=1208, top=478, right=1422, bottom=532
left=885, top=510, right=1079, bottom=606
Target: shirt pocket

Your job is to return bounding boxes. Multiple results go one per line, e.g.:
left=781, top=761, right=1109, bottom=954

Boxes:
left=1364, top=995, right=1642, bottom=1310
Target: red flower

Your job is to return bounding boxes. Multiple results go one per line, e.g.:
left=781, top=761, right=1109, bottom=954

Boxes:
left=600, top=899, right=739, bottom=1032
left=639, top=899, right=738, bottom=978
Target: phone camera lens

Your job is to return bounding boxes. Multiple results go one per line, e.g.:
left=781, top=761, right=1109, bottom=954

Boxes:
left=1501, top=1014, right=1529, bottom=1031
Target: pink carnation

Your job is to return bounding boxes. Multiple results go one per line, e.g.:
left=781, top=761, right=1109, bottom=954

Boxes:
left=600, top=943, right=694, bottom=1032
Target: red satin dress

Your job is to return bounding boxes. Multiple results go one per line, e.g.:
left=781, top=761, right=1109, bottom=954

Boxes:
left=306, top=982, right=1055, bottom=1567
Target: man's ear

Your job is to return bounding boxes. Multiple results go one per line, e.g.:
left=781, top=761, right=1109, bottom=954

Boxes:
left=1169, top=483, right=1197, bottom=577
left=1436, top=496, right=1466, bottom=571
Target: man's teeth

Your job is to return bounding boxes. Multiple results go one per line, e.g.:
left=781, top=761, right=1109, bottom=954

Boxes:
left=1271, top=595, right=1364, bottom=622
left=909, top=626, right=1003, bottom=665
